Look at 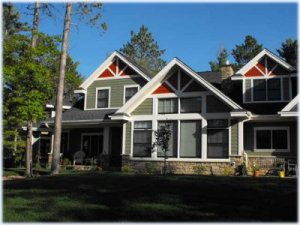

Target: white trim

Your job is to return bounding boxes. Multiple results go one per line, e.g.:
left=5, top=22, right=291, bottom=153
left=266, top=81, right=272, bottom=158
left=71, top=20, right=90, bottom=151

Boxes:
left=281, top=94, right=299, bottom=112
left=95, top=87, right=111, bottom=109
left=95, top=75, right=141, bottom=81
left=236, top=49, right=295, bottom=75
left=123, top=85, right=140, bottom=105
left=253, top=126, right=290, bottom=152
left=46, top=104, right=71, bottom=109
left=122, top=123, right=126, bottom=155
left=74, top=89, right=86, bottom=94
left=238, top=120, right=244, bottom=156
left=79, top=51, right=151, bottom=90
left=278, top=112, right=299, bottom=117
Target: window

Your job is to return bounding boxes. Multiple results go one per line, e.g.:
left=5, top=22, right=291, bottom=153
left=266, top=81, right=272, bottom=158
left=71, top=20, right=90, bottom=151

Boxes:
left=180, top=121, right=201, bottom=158
left=252, top=78, right=281, bottom=102
left=133, top=121, right=152, bottom=157
left=97, top=89, right=109, bottom=108
left=207, top=119, right=229, bottom=159
left=124, top=86, right=139, bottom=103
left=158, top=98, right=178, bottom=114
left=180, top=97, right=202, bottom=113
left=255, top=127, right=288, bottom=151
left=253, top=80, right=266, bottom=101
left=157, top=121, right=177, bottom=158
left=82, top=134, right=103, bottom=158
left=267, top=79, right=281, bottom=100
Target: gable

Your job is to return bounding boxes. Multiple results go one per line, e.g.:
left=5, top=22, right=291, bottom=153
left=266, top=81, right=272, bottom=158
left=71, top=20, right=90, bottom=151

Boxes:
left=244, top=55, right=290, bottom=77
left=152, top=68, right=208, bottom=95
left=98, top=57, right=142, bottom=78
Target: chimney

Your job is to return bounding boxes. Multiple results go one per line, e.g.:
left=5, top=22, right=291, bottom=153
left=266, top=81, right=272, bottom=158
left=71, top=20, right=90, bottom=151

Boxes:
left=220, top=60, right=234, bottom=80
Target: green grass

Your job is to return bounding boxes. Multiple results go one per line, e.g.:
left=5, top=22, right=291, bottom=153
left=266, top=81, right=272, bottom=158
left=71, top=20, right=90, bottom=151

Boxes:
left=3, top=172, right=297, bottom=222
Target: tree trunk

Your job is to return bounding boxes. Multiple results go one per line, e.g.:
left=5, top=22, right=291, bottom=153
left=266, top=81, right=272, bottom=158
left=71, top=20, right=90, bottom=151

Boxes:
left=31, top=2, right=40, bottom=48
left=26, top=121, right=33, bottom=177
left=51, top=3, right=72, bottom=175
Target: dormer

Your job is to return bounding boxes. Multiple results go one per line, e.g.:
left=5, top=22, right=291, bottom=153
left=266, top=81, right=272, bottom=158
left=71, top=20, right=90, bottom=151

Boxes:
left=231, top=49, right=297, bottom=104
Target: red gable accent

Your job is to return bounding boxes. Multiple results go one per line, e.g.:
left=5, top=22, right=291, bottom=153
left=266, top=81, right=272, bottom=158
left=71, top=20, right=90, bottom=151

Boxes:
left=98, top=69, right=114, bottom=78
left=153, top=83, right=175, bottom=94
left=109, top=61, right=117, bottom=74
left=244, top=66, right=264, bottom=77
left=256, top=62, right=265, bottom=74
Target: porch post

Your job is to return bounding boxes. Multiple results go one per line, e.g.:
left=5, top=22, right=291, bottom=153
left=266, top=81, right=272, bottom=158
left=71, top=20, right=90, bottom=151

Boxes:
left=238, top=119, right=244, bottom=156
left=201, top=119, right=207, bottom=159
left=103, top=127, right=110, bottom=154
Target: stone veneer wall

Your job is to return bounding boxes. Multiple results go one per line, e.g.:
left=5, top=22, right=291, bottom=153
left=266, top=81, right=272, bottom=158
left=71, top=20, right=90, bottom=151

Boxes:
left=121, top=155, right=295, bottom=175
left=122, top=155, right=244, bottom=175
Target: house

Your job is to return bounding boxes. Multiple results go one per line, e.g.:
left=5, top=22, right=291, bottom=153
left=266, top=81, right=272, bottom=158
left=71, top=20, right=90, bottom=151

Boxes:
left=39, top=49, right=297, bottom=174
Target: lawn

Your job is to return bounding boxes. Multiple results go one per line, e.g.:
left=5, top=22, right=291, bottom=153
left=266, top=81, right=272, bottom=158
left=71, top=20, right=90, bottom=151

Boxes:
left=3, top=172, right=297, bottom=222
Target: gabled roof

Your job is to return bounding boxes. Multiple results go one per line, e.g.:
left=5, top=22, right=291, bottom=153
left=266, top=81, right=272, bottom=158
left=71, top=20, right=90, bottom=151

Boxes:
left=233, top=48, right=296, bottom=79
left=112, top=57, right=246, bottom=118
left=278, top=95, right=299, bottom=117
left=196, top=71, right=222, bottom=84
left=79, top=51, right=151, bottom=90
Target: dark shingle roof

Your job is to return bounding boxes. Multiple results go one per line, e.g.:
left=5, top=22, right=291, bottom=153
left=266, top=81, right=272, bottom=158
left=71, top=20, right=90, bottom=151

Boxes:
left=45, top=108, right=117, bottom=123
left=196, top=71, right=222, bottom=84
left=116, top=51, right=153, bottom=78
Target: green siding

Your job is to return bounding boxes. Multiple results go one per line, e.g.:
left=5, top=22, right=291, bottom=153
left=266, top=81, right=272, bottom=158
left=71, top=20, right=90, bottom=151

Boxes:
left=230, top=119, right=238, bottom=155
left=206, top=95, right=231, bottom=113
left=245, top=79, right=252, bottom=102
left=131, top=98, right=153, bottom=115
left=86, top=77, right=147, bottom=109
left=125, top=122, right=132, bottom=155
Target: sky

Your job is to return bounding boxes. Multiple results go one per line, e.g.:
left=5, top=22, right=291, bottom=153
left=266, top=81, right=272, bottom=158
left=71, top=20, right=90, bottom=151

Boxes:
left=15, top=2, right=298, bottom=78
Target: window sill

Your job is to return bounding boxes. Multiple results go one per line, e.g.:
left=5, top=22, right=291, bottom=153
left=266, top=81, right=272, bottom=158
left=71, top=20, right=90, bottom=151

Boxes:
left=254, top=149, right=290, bottom=153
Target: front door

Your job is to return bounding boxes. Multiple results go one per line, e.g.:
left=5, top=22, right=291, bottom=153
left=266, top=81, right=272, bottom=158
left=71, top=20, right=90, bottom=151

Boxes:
left=109, top=127, right=122, bottom=167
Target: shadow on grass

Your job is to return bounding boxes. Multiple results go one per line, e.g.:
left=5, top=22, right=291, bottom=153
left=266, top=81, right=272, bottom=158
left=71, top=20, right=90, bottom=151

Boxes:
left=3, top=172, right=297, bottom=222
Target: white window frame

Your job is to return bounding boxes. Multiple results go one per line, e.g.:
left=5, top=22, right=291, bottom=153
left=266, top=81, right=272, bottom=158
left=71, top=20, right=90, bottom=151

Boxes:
left=95, top=87, right=111, bottom=109
left=254, top=127, right=290, bottom=152
left=157, top=97, right=179, bottom=114
left=123, top=85, right=140, bottom=104
left=243, top=76, right=291, bottom=103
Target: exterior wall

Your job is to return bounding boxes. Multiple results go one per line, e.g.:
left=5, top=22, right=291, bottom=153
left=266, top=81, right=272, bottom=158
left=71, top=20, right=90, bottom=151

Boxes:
left=125, top=122, right=132, bottom=155
left=230, top=119, right=238, bottom=155
left=244, top=121, right=297, bottom=157
left=131, top=98, right=153, bottom=115
left=206, top=95, right=231, bottom=113
left=86, top=77, right=147, bottom=109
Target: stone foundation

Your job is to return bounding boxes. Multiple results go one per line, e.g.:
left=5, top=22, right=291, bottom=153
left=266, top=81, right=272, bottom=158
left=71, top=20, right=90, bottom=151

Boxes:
left=122, top=155, right=244, bottom=175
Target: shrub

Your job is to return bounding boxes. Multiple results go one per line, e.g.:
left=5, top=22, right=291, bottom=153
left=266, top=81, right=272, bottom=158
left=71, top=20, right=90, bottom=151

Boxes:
left=122, top=165, right=134, bottom=173
left=235, top=163, right=248, bottom=176
left=145, top=162, right=159, bottom=174
left=62, top=158, right=71, bottom=166
left=223, top=167, right=234, bottom=176
left=193, top=165, right=207, bottom=175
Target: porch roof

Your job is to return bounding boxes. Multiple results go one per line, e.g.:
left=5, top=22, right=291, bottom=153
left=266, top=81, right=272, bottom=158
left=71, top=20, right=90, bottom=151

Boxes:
left=44, top=107, right=117, bottom=123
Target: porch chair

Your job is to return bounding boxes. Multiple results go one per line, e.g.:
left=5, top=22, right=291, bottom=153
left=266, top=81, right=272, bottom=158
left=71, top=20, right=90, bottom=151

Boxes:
left=73, top=151, right=86, bottom=165
left=287, top=159, right=297, bottom=177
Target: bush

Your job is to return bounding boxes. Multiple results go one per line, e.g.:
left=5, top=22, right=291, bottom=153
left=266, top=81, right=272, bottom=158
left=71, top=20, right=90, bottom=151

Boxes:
left=62, top=158, right=71, bottom=166
left=223, top=167, right=234, bottom=176
left=235, top=163, right=248, bottom=176
left=193, top=165, right=207, bottom=175
left=144, top=163, right=158, bottom=174
left=122, top=165, right=134, bottom=173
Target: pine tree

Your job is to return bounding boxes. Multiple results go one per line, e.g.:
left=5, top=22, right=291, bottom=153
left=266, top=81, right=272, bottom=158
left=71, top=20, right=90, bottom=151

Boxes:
left=209, top=48, right=228, bottom=72
left=232, top=35, right=263, bottom=68
left=277, top=38, right=298, bottom=68
left=120, top=25, right=166, bottom=75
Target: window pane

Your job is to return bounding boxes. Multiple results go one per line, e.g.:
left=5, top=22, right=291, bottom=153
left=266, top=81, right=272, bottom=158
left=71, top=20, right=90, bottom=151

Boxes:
left=207, top=119, right=228, bottom=128
left=97, top=89, right=109, bottom=108
left=267, top=79, right=281, bottom=100
left=256, top=130, right=271, bottom=149
left=157, top=121, right=177, bottom=157
left=180, top=121, right=201, bottom=157
left=158, top=98, right=178, bottom=114
left=253, top=80, right=266, bottom=101
left=272, top=130, right=288, bottom=149
left=125, top=87, right=138, bottom=102
left=207, top=129, right=229, bottom=158
left=134, top=121, right=152, bottom=129
left=133, top=130, right=152, bottom=157
left=180, top=97, right=202, bottom=113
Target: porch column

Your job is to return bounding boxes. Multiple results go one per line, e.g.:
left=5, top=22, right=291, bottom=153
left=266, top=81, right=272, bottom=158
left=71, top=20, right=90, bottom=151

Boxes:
left=201, top=119, right=207, bottom=159
left=238, top=119, right=244, bottom=156
left=103, top=127, right=110, bottom=154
